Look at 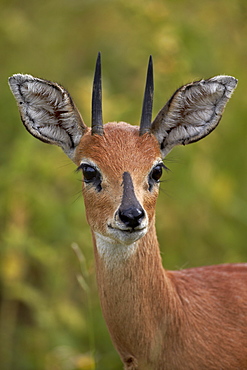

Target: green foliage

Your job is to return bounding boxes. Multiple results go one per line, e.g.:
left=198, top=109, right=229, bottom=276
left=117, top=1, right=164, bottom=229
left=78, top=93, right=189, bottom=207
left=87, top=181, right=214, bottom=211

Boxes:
left=0, top=0, right=247, bottom=369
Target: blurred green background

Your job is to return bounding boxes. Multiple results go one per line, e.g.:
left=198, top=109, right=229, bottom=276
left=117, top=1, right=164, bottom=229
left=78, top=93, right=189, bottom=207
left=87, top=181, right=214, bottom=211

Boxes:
left=0, top=0, right=246, bottom=369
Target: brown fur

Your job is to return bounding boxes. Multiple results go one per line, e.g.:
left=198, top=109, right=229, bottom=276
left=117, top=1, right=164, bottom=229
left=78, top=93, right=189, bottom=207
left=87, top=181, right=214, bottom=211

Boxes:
left=76, top=122, right=247, bottom=370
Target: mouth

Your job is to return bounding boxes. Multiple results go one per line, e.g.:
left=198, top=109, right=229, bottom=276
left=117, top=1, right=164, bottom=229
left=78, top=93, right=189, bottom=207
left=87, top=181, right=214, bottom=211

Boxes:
left=108, top=224, right=146, bottom=234
left=107, top=224, right=148, bottom=244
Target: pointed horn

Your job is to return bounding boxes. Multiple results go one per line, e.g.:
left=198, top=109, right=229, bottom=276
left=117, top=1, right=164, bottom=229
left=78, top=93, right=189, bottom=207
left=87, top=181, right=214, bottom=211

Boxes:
left=139, top=55, right=154, bottom=136
left=91, top=52, right=104, bottom=135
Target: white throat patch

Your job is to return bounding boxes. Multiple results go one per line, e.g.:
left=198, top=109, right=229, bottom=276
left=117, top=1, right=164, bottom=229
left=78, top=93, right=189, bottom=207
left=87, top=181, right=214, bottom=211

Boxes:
left=94, top=232, right=138, bottom=269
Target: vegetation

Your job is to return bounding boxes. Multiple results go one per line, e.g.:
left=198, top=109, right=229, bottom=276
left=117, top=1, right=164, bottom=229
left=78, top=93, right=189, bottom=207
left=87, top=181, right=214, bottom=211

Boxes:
left=0, top=0, right=247, bottom=369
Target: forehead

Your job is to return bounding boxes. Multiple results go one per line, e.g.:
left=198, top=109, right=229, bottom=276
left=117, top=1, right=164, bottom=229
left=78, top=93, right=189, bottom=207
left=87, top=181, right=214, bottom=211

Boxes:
left=75, top=122, right=161, bottom=176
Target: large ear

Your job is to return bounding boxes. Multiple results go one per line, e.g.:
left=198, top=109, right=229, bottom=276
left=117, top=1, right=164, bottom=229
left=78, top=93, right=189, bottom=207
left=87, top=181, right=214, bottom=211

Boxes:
left=8, top=74, right=88, bottom=161
left=151, top=75, right=237, bottom=157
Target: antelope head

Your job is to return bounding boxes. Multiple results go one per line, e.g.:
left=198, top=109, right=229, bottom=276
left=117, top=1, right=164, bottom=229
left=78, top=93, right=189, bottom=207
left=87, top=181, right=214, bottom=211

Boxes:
left=8, top=54, right=237, bottom=251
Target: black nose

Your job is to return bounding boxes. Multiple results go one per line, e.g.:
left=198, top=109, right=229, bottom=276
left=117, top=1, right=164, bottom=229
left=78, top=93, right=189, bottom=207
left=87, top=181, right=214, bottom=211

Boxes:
left=118, top=206, right=145, bottom=229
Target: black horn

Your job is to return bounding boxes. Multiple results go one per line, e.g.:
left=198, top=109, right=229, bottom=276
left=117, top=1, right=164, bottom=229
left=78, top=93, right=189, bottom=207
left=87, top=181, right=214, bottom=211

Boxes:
left=91, top=52, right=104, bottom=135
left=139, top=55, right=154, bottom=136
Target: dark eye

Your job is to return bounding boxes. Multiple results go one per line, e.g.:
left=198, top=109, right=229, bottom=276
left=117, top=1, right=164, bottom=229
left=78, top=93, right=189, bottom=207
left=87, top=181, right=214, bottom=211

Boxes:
left=77, top=164, right=102, bottom=191
left=82, top=165, right=98, bottom=181
left=148, top=163, right=164, bottom=191
left=151, top=164, right=163, bottom=182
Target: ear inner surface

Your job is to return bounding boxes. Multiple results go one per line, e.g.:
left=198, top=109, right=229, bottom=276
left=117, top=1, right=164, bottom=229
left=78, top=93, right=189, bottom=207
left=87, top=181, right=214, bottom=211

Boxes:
left=8, top=74, right=87, bottom=160
left=151, top=75, right=238, bottom=157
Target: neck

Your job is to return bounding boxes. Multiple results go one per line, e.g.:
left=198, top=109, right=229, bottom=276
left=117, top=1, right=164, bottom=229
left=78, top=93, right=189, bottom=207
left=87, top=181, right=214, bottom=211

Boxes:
left=92, top=222, right=180, bottom=366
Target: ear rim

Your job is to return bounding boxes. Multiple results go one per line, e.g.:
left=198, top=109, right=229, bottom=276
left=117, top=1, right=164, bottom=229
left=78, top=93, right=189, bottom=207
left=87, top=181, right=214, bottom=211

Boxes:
left=151, top=75, right=238, bottom=158
left=8, top=73, right=88, bottom=161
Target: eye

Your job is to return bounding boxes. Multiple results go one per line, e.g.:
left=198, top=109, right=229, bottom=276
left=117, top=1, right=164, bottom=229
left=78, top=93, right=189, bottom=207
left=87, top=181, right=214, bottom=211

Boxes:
left=148, top=163, right=165, bottom=191
left=150, top=164, right=163, bottom=182
left=82, top=165, right=98, bottom=182
left=77, top=164, right=102, bottom=191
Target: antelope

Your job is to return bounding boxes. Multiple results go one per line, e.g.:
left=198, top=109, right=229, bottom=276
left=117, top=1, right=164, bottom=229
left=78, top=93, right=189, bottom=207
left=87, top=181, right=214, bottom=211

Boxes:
left=9, top=54, right=247, bottom=370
